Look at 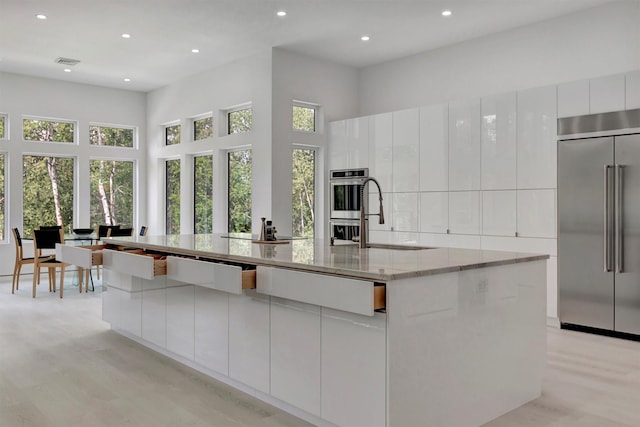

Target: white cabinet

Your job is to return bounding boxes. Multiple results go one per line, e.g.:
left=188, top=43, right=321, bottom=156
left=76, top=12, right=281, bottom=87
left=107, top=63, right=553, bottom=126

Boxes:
left=517, top=85, right=557, bottom=189
left=392, top=192, right=418, bottom=232
left=328, top=120, right=348, bottom=170
left=392, top=108, right=420, bottom=192
left=482, top=190, right=516, bottom=237
left=228, top=291, right=270, bottom=393
left=517, top=189, right=556, bottom=238
left=270, top=298, right=321, bottom=416
left=481, top=92, right=516, bottom=190
left=449, top=191, right=480, bottom=235
left=419, top=103, right=448, bottom=191
left=449, top=99, right=481, bottom=191
left=321, top=308, right=386, bottom=427
left=141, top=276, right=167, bottom=348
left=557, top=80, right=589, bottom=118
left=590, top=74, right=625, bottom=114
left=368, top=112, right=393, bottom=192
left=626, top=71, right=640, bottom=110
left=346, top=117, right=370, bottom=169
left=194, top=286, right=229, bottom=375
left=370, top=192, right=392, bottom=232
left=166, top=282, right=195, bottom=360
left=419, top=192, right=448, bottom=234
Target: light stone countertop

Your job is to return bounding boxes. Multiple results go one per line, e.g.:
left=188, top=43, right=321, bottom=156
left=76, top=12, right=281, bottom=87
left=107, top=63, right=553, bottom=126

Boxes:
left=103, top=233, right=549, bottom=282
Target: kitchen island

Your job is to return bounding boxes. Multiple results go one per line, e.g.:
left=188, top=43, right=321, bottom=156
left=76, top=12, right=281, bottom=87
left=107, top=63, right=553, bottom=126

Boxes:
left=72, top=234, right=548, bottom=427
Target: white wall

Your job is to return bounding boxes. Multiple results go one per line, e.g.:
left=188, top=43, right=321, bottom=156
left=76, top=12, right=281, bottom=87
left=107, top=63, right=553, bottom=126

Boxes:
left=0, top=72, right=147, bottom=276
left=358, top=0, right=640, bottom=116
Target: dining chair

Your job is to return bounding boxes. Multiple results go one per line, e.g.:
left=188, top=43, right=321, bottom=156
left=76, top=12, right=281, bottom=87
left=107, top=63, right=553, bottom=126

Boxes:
left=11, top=228, right=52, bottom=294
left=139, top=226, right=148, bottom=236
left=107, top=227, right=134, bottom=237
left=32, top=228, right=68, bottom=298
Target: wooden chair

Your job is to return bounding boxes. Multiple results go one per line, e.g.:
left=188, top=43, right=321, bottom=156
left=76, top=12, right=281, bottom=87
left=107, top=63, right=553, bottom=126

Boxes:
left=11, top=228, right=52, bottom=294
left=32, top=229, right=68, bottom=298
left=107, top=227, right=133, bottom=237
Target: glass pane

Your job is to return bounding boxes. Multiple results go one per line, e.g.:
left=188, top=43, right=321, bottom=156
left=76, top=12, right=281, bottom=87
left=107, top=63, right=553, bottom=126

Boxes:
left=292, top=105, right=315, bottom=132
left=0, top=154, right=4, bottom=240
left=228, top=109, right=252, bottom=134
left=165, top=124, right=181, bottom=145
left=89, top=125, right=134, bottom=147
left=166, top=159, right=181, bottom=234
left=194, top=155, right=213, bottom=234
left=22, top=155, right=75, bottom=237
left=0, top=116, right=5, bottom=139
left=23, top=119, right=74, bottom=143
left=228, top=150, right=252, bottom=233
left=292, top=148, right=315, bottom=237
left=194, top=117, right=213, bottom=140
left=90, top=160, right=134, bottom=230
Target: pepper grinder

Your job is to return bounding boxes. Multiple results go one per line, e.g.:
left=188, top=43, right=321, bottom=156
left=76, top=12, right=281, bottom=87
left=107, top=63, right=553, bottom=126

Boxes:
left=259, top=217, right=266, bottom=241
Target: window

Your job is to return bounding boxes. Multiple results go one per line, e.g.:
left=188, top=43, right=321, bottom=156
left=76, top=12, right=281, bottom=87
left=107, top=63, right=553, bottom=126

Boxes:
left=0, top=114, right=7, bottom=139
left=292, top=148, right=315, bottom=237
left=89, top=125, right=134, bottom=147
left=22, top=155, right=75, bottom=237
left=165, top=124, right=181, bottom=145
left=194, top=116, right=213, bottom=141
left=228, top=149, right=252, bottom=233
left=0, top=154, right=5, bottom=241
left=292, top=103, right=316, bottom=132
left=194, top=155, right=213, bottom=234
left=228, top=108, right=252, bottom=134
left=23, top=118, right=75, bottom=143
left=90, top=160, right=134, bottom=230
left=166, top=159, right=181, bottom=234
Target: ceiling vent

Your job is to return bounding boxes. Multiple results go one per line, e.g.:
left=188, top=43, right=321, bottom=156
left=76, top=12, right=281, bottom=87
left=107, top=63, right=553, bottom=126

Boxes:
left=54, top=57, right=80, bottom=66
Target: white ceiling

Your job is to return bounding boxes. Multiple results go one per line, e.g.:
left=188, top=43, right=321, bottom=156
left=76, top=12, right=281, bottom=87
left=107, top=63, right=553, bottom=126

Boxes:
left=0, top=0, right=613, bottom=93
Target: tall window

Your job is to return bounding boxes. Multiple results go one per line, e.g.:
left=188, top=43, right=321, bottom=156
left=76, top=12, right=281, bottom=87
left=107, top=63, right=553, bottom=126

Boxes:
left=90, top=160, right=134, bottom=230
left=165, top=159, right=181, bottom=234
left=23, top=155, right=74, bottom=237
left=0, top=154, right=5, bottom=241
left=194, top=117, right=213, bottom=141
left=292, top=148, right=315, bottom=237
left=90, top=125, right=134, bottom=148
left=228, top=149, right=252, bottom=233
left=194, top=155, right=213, bottom=234
left=292, top=103, right=316, bottom=132
left=228, top=108, right=252, bottom=134
left=165, top=124, right=181, bottom=145
left=0, top=114, right=7, bottom=139
left=23, top=118, right=75, bottom=143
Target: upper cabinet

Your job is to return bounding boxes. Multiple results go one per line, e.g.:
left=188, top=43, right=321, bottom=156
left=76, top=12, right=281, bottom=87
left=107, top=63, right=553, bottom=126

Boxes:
left=419, top=103, right=448, bottom=192
left=346, top=117, right=369, bottom=169
left=328, top=121, right=348, bottom=170
left=481, top=92, right=516, bottom=190
left=558, top=73, right=630, bottom=118
left=517, top=85, right=557, bottom=190
left=449, top=99, right=481, bottom=191
left=590, top=74, right=625, bottom=114
left=626, top=70, right=640, bottom=110
left=369, top=112, right=393, bottom=192
left=557, top=80, right=589, bottom=118
left=392, top=108, right=420, bottom=192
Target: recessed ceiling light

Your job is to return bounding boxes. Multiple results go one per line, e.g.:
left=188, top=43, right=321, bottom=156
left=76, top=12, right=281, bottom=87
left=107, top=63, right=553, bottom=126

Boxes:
left=35, top=14, right=47, bottom=20
left=191, top=49, right=200, bottom=53
left=64, top=68, right=71, bottom=73
left=121, top=33, right=131, bottom=39
left=123, top=78, right=131, bottom=82
left=361, top=35, right=370, bottom=42
left=442, top=10, right=452, bottom=17
left=276, top=10, right=287, bottom=17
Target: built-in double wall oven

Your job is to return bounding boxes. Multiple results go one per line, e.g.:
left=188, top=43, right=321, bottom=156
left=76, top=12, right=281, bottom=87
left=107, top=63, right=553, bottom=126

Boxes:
left=329, top=168, right=368, bottom=241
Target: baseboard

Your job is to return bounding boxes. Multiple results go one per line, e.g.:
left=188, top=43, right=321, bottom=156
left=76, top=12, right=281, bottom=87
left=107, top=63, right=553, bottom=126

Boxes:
left=547, top=316, right=560, bottom=328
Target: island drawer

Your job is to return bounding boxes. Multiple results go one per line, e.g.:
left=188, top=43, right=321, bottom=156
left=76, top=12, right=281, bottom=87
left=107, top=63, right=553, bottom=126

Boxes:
left=56, top=243, right=107, bottom=268
left=103, top=248, right=167, bottom=280
left=166, top=256, right=255, bottom=294
left=256, top=266, right=385, bottom=316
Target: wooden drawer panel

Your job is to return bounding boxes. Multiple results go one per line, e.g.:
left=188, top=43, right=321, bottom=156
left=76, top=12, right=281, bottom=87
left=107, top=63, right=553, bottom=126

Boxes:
left=166, top=256, right=255, bottom=295
left=56, top=243, right=106, bottom=268
left=103, top=249, right=167, bottom=280
left=257, top=266, right=385, bottom=316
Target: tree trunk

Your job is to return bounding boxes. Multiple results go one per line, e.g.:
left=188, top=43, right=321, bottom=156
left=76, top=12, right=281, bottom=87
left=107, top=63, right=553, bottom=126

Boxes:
left=46, top=157, right=64, bottom=226
left=97, top=160, right=113, bottom=225
left=109, top=160, right=116, bottom=224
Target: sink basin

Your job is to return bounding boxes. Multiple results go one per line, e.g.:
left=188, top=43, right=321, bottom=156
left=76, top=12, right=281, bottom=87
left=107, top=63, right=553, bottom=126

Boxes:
left=367, top=243, right=433, bottom=251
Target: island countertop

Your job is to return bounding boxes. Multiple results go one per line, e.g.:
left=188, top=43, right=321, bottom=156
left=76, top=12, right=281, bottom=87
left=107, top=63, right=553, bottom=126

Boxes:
left=102, top=233, right=549, bottom=282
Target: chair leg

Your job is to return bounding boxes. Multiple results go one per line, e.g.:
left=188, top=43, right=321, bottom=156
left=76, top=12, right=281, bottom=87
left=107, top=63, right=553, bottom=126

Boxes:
left=59, top=266, right=65, bottom=299
left=16, top=263, right=22, bottom=291
left=12, top=263, right=18, bottom=294
left=50, top=267, right=55, bottom=292
left=32, top=266, right=38, bottom=298
left=85, top=269, right=90, bottom=293
left=78, top=267, right=83, bottom=293
left=97, top=265, right=101, bottom=280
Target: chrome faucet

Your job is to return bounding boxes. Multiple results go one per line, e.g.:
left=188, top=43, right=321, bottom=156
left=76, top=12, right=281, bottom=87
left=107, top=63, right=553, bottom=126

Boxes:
left=359, top=177, right=385, bottom=248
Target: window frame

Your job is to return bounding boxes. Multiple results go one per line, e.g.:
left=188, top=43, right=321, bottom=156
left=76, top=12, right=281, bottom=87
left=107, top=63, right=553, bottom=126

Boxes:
left=227, top=147, right=252, bottom=233
left=193, top=153, right=214, bottom=234
left=164, top=157, right=181, bottom=235
left=0, top=113, right=8, bottom=140
left=22, top=116, right=78, bottom=144
left=292, top=101, right=319, bottom=133
left=192, top=114, right=213, bottom=142
left=89, top=157, right=136, bottom=230
left=291, top=145, right=317, bottom=238
left=89, top=123, right=137, bottom=148
left=164, top=122, right=181, bottom=146
left=226, top=104, right=253, bottom=135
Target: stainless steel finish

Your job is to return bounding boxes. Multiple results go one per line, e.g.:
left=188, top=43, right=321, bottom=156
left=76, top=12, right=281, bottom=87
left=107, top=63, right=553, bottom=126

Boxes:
left=329, top=168, right=368, bottom=220
left=604, top=165, right=612, bottom=272
left=358, top=177, right=384, bottom=249
left=558, top=108, right=640, bottom=136
left=615, top=165, right=624, bottom=273
left=329, top=219, right=360, bottom=242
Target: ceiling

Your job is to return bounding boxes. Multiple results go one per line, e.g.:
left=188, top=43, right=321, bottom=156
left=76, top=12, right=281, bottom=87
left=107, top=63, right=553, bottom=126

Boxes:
left=0, top=0, right=613, bottom=93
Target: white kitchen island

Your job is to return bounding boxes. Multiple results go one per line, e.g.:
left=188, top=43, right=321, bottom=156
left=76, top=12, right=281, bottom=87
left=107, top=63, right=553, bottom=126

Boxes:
left=68, top=234, right=548, bottom=427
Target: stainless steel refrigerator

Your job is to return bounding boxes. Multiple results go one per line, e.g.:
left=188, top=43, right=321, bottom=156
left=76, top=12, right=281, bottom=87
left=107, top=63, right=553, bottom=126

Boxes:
left=558, top=133, right=640, bottom=335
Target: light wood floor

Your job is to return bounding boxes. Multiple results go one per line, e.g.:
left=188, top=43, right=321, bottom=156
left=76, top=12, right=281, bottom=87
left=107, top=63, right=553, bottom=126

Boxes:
left=2, top=275, right=640, bottom=427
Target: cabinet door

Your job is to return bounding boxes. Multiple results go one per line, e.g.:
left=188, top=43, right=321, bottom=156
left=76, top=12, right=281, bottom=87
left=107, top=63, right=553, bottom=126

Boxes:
left=392, top=192, right=418, bottom=232
left=194, top=286, right=229, bottom=375
left=166, top=282, right=195, bottom=360
left=270, top=298, right=321, bottom=416
left=590, top=74, right=625, bottom=114
left=321, top=308, right=386, bottom=427
left=369, top=112, right=393, bottom=192
left=449, top=191, right=480, bottom=235
left=328, top=120, right=348, bottom=170
left=420, top=103, right=448, bottom=191
left=449, top=99, right=481, bottom=191
left=420, top=192, right=448, bottom=234
left=142, top=276, right=167, bottom=348
left=392, top=108, right=420, bottom=192
left=627, top=71, right=640, bottom=110
left=346, top=117, right=370, bottom=169
left=517, top=189, right=556, bottom=238
left=557, top=80, right=589, bottom=118
left=481, top=92, right=516, bottom=190
left=482, top=190, right=516, bottom=237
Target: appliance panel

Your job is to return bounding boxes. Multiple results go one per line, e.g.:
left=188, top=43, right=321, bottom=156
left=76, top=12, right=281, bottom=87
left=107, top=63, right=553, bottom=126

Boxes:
left=558, top=136, right=614, bottom=330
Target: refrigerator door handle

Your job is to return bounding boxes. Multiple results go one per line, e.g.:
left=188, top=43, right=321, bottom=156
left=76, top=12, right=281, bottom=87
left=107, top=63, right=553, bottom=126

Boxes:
left=616, top=164, right=624, bottom=273
left=604, top=165, right=613, bottom=272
